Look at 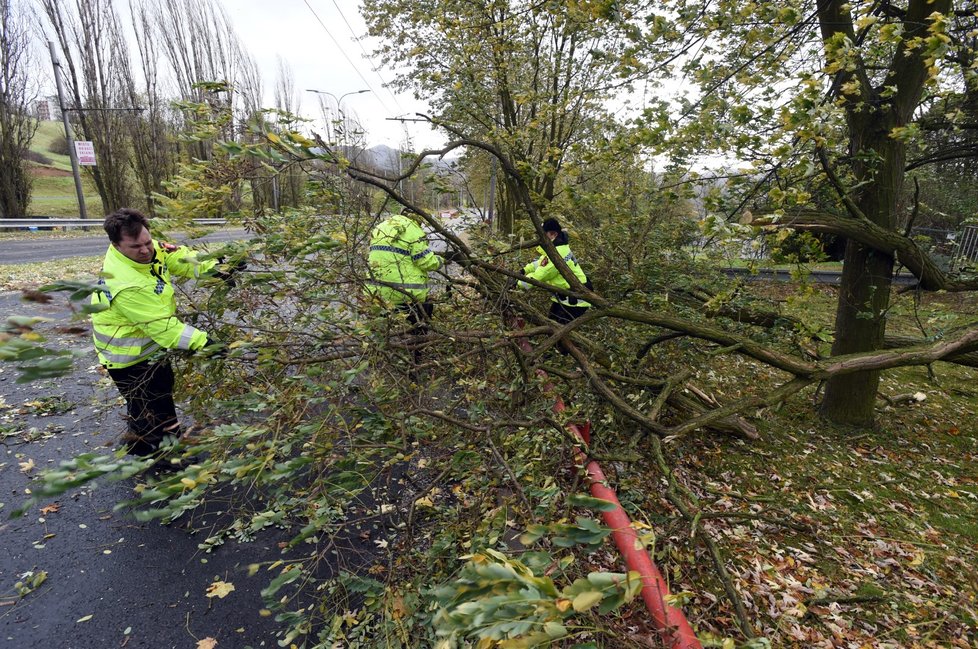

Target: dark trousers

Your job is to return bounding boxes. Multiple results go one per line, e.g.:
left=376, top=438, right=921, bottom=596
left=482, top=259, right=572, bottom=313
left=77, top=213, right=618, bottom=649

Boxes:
left=396, top=300, right=434, bottom=365
left=548, top=301, right=589, bottom=354
left=107, top=359, right=178, bottom=456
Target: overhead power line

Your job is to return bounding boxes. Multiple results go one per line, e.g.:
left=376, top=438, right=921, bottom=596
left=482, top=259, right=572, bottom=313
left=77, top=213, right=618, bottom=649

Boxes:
left=302, top=0, right=393, bottom=114
left=328, top=0, right=403, bottom=113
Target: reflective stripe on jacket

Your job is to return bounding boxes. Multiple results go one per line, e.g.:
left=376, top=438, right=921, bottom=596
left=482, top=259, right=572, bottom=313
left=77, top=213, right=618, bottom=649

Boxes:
left=91, top=242, right=216, bottom=368
left=520, top=243, right=592, bottom=308
left=366, top=214, right=442, bottom=305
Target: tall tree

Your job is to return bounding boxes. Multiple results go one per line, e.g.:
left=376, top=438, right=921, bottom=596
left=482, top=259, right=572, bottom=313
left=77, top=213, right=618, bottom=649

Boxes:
left=271, top=57, right=306, bottom=209
left=0, top=0, right=38, bottom=217
left=40, top=0, right=137, bottom=213
left=149, top=0, right=247, bottom=161
left=125, top=0, right=179, bottom=213
left=648, top=0, right=973, bottom=426
left=362, top=0, right=650, bottom=233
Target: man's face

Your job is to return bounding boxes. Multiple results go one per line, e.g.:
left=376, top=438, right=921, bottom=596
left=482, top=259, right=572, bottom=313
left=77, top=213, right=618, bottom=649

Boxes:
left=114, top=227, right=154, bottom=264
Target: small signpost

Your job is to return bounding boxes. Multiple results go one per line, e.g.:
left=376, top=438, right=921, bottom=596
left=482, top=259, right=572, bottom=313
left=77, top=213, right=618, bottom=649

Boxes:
left=74, top=141, right=96, bottom=166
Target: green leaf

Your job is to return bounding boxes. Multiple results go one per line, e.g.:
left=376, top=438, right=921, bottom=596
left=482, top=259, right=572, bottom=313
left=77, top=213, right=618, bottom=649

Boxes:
left=543, top=621, right=566, bottom=638
left=261, top=567, right=302, bottom=600
left=571, top=590, right=603, bottom=612
left=567, top=493, right=617, bottom=512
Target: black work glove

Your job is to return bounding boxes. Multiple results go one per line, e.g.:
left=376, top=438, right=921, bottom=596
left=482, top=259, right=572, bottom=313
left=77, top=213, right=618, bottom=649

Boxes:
left=440, top=249, right=463, bottom=265
left=504, top=275, right=520, bottom=291
left=197, top=341, right=228, bottom=358
left=212, top=257, right=248, bottom=288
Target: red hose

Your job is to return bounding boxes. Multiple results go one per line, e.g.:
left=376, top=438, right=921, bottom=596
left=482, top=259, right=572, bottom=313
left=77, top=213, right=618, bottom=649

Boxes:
left=516, top=327, right=702, bottom=648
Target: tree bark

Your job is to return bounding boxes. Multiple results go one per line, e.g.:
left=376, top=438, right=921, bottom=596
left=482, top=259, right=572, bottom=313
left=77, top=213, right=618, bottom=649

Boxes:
left=815, top=0, right=953, bottom=426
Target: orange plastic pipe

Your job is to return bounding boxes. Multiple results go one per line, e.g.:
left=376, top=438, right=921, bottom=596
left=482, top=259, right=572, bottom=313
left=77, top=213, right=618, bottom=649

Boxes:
left=564, top=411, right=702, bottom=648
left=516, top=324, right=702, bottom=648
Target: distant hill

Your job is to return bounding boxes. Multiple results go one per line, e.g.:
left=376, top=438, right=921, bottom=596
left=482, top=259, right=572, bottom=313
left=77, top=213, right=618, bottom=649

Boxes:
left=344, top=144, right=458, bottom=176
left=29, top=120, right=74, bottom=173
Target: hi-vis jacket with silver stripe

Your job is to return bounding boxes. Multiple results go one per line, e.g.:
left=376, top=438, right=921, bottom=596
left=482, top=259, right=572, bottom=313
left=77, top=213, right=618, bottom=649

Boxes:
left=91, top=241, right=216, bottom=369
left=366, top=214, right=442, bottom=305
left=520, top=243, right=592, bottom=308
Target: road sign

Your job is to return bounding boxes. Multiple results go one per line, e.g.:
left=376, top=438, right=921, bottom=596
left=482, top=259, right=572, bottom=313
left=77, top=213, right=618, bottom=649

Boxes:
left=74, top=141, right=96, bottom=166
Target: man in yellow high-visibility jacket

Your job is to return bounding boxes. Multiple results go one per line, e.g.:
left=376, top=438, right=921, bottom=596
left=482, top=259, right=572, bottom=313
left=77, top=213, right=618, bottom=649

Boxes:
left=519, top=217, right=592, bottom=324
left=91, top=208, right=221, bottom=456
left=365, top=212, right=443, bottom=344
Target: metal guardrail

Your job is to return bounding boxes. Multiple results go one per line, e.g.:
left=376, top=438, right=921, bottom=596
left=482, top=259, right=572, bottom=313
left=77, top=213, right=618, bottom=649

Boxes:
left=0, top=218, right=228, bottom=228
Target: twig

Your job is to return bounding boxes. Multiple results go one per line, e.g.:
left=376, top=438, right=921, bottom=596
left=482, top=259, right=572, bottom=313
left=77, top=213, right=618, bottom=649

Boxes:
left=648, top=369, right=694, bottom=423
left=804, top=592, right=886, bottom=606
left=485, top=433, right=535, bottom=523
left=648, top=435, right=757, bottom=639
left=635, top=331, right=687, bottom=361
left=405, top=464, right=454, bottom=537
left=699, top=511, right=810, bottom=532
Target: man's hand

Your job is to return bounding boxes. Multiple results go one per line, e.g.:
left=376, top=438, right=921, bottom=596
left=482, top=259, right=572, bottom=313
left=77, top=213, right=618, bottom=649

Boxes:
left=439, top=249, right=463, bottom=265
left=197, top=342, right=228, bottom=358
left=160, top=241, right=180, bottom=253
left=212, top=257, right=248, bottom=288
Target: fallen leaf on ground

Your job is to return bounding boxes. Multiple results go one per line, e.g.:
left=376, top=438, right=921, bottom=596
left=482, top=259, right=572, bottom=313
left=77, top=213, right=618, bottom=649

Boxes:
left=196, top=638, right=218, bottom=649
left=205, top=581, right=235, bottom=599
left=39, top=503, right=60, bottom=515
left=18, top=459, right=35, bottom=474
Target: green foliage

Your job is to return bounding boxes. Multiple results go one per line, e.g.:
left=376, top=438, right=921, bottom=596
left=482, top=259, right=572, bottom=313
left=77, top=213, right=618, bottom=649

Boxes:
left=12, top=570, right=47, bottom=598
left=520, top=517, right=611, bottom=550
left=46, top=134, right=70, bottom=157
left=0, top=315, right=86, bottom=384
left=766, top=231, right=829, bottom=265
left=431, top=548, right=641, bottom=648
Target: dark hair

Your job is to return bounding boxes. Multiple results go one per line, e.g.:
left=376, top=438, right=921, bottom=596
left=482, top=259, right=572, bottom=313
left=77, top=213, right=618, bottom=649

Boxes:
left=104, top=208, right=150, bottom=244
left=542, top=217, right=562, bottom=233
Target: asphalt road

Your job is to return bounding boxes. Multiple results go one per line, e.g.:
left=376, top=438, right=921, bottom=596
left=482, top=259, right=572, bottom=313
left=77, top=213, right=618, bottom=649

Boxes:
left=722, top=266, right=918, bottom=286
left=0, top=290, right=397, bottom=648
left=0, top=230, right=250, bottom=265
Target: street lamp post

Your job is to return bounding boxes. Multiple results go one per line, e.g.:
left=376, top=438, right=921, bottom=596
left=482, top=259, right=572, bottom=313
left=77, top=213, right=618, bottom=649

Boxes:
left=305, top=89, right=370, bottom=144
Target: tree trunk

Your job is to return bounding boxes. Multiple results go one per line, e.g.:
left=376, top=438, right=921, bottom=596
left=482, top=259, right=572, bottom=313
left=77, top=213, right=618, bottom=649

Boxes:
left=814, top=0, right=952, bottom=427
left=820, top=127, right=905, bottom=425
left=497, top=176, right=519, bottom=235
left=819, top=242, right=894, bottom=425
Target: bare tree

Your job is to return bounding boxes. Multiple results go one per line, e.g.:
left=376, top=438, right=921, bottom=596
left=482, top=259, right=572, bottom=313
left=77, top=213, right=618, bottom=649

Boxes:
left=272, top=57, right=306, bottom=209
left=125, top=0, right=178, bottom=213
left=150, top=0, right=248, bottom=160
left=272, top=56, right=298, bottom=117
left=39, top=0, right=137, bottom=213
left=0, top=0, right=39, bottom=217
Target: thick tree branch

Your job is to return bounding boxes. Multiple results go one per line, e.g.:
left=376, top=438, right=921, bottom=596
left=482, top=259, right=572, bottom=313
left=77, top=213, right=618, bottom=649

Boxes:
left=753, top=210, right=978, bottom=291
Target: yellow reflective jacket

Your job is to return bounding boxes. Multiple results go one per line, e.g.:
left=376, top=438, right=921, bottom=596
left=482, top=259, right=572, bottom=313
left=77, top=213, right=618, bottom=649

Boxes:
left=91, top=242, right=216, bottom=368
left=366, top=214, right=442, bottom=305
left=520, top=239, right=592, bottom=308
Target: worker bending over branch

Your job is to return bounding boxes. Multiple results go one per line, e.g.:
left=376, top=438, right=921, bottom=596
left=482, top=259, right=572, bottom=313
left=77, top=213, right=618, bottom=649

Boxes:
left=91, top=208, right=241, bottom=458
left=519, top=217, right=592, bottom=325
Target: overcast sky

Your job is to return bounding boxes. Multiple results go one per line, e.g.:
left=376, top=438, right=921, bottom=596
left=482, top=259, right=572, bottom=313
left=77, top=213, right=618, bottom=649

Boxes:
left=225, top=0, right=443, bottom=149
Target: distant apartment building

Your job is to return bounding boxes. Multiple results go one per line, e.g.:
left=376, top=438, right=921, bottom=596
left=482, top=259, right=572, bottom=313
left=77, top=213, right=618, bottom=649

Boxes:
left=35, top=99, right=52, bottom=121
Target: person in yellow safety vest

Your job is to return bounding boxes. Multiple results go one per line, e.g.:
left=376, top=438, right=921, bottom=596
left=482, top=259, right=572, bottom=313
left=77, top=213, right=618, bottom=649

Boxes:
left=519, top=217, right=592, bottom=334
left=365, top=212, right=443, bottom=347
left=91, top=208, right=230, bottom=457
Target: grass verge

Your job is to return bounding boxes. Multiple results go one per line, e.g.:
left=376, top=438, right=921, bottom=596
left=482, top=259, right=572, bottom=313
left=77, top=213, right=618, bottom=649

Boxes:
left=0, top=256, right=100, bottom=292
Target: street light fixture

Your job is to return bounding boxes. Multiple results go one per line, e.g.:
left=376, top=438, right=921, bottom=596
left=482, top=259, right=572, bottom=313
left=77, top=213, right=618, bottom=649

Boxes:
left=305, top=88, right=371, bottom=111
left=305, top=89, right=370, bottom=145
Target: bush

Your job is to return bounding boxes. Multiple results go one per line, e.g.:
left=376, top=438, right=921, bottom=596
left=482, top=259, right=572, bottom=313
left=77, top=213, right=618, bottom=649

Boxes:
left=22, top=149, right=53, bottom=165
left=47, top=135, right=70, bottom=156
